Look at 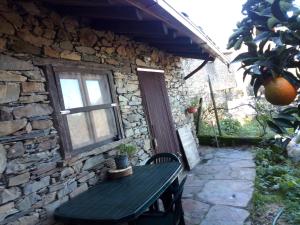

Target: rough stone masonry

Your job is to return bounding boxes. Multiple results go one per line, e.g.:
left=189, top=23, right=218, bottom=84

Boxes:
left=0, top=0, right=197, bottom=224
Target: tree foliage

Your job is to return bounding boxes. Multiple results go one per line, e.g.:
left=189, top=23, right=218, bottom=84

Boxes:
left=228, top=0, right=300, bottom=134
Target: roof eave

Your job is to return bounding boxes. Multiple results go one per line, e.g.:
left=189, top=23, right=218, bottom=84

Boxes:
left=126, top=0, right=230, bottom=66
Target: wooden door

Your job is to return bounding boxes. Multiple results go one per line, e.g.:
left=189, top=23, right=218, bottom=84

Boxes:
left=137, top=69, right=181, bottom=154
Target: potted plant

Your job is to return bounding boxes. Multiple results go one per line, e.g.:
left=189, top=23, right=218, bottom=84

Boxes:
left=114, top=144, right=136, bottom=169
left=187, top=97, right=198, bottom=113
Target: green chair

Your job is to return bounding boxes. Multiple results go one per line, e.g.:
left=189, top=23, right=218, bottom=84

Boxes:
left=145, top=153, right=180, bottom=165
left=134, top=176, right=187, bottom=225
left=145, top=153, right=181, bottom=211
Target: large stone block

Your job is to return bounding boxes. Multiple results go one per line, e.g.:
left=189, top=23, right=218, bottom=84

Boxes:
left=1, top=12, right=23, bottom=29
left=75, top=46, right=95, bottom=55
left=79, top=28, right=98, bottom=47
left=22, top=70, right=43, bottom=81
left=60, top=51, right=81, bottom=61
left=57, top=181, right=77, bottom=199
left=0, top=202, right=18, bottom=221
left=0, top=55, right=33, bottom=71
left=0, top=83, right=20, bottom=103
left=31, top=119, right=53, bottom=130
left=18, top=29, right=52, bottom=47
left=5, top=159, right=27, bottom=174
left=14, top=213, right=39, bottom=225
left=21, top=82, right=45, bottom=93
left=0, top=38, right=6, bottom=51
left=0, top=70, right=27, bottom=82
left=0, top=16, right=14, bottom=35
left=0, top=106, right=13, bottom=121
left=82, top=155, right=104, bottom=171
left=13, top=103, right=53, bottom=119
left=77, top=171, right=95, bottom=183
left=23, top=176, right=50, bottom=195
left=0, top=119, right=27, bottom=137
left=0, top=187, right=21, bottom=204
left=8, top=172, right=30, bottom=186
left=44, top=46, right=60, bottom=58
left=7, top=142, right=25, bottom=159
left=0, top=144, right=6, bottom=174
left=19, top=95, right=47, bottom=103
left=82, top=54, right=100, bottom=63
left=63, top=16, right=79, bottom=33
left=60, top=40, right=73, bottom=50
left=11, top=39, right=41, bottom=55
left=69, top=183, right=88, bottom=198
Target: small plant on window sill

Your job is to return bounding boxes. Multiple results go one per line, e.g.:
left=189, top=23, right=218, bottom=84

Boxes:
left=114, top=144, right=136, bottom=169
left=187, top=97, right=199, bottom=114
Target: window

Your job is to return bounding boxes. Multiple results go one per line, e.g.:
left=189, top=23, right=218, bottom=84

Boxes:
left=46, top=66, right=123, bottom=157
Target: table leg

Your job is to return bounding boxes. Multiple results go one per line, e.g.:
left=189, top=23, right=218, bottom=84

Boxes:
left=179, top=213, right=186, bottom=225
left=161, top=177, right=179, bottom=210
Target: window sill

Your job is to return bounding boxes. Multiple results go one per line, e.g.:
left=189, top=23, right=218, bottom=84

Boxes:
left=58, top=138, right=130, bottom=166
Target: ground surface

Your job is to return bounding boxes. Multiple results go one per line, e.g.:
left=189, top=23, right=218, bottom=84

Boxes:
left=182, top=146, right=255, bottom=225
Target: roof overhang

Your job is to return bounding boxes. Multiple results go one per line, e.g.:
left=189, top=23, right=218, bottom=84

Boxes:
left=42, top=0, right=229, bottom=65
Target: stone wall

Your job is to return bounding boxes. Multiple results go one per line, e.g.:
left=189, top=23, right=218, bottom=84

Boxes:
left=0, top=0, right=195, bottom=224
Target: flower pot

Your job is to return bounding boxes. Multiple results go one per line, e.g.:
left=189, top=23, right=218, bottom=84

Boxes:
left=114, top=155, right=129, bottom=169
left=187, top=107, right=198, bottom=114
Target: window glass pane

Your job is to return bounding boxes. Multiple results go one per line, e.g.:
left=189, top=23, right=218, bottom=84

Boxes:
left=60, top=78, right=84, bottom=109
left=90, top=108, right=117, bottom=141
left=67, top=112, right=92, bottom=149
left=85, top=76, right=112, bottom=105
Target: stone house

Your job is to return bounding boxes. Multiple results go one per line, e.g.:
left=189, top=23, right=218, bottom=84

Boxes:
left=0, top=0, right=228, bottom=224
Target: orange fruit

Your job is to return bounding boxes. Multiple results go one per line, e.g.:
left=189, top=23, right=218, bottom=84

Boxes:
left=264, top=76, right=297, bottom=106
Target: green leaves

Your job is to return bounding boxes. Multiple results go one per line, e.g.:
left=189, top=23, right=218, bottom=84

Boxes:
left=231, top=52, right=258, bottom=63
left=267, top=17, right=280, bottom=29
left=267, top=106, right=300, bottom=134
left=228, top=0, right=300, bottom=136
left=271, top=0, right=289, bottom=21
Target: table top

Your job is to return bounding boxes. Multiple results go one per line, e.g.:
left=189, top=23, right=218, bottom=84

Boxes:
left=54, top=162, right=182, bottom=224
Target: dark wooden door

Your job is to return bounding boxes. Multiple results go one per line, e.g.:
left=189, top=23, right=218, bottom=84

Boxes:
left=138, top=69, right=181, bottom=154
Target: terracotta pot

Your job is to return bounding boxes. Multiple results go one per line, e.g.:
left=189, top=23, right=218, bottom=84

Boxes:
left=264, top=76, right=297, bottom=106
left=187, top=107, right=198, bottom=114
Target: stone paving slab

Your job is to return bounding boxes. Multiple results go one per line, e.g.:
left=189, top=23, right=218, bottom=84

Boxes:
left=200, top=205, right=250, bottom=225
left=197, top=180, right=254, bottom=207
left=182, top=147, right=255, bottom=225
left=182, top=199, right=210, bottom=225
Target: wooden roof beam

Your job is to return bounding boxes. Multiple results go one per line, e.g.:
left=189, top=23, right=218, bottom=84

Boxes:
left=93, top=21, right=168, bottom=36
left=41, top=0, right=116, bottom=7
left=56, top=6, right=144, bottom=21
left=166, top=51, right=213, bottom=60
left=134, top=37, right=193, bottom=45
left=151, top=44, right=200, bottom=52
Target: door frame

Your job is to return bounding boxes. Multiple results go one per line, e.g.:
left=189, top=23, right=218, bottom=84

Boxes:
left=137, top=67, right=181, bottom=154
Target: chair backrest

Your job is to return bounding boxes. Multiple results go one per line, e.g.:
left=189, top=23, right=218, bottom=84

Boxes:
left=145, top=153, right=180, bottom=165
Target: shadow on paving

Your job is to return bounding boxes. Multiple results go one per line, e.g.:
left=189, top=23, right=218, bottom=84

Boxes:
left=182, top=146, right=255, bottom=225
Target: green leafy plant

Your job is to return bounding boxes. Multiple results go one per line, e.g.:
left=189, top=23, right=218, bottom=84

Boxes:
left=190, top=97, right=199, bottom=107
left=228, top=0, right=300, bottom=136
left=117, top=144, right=136, bottom=156
left=253, top=146, right=300, bottom=224
left=220, top=118, right=242, bottom=136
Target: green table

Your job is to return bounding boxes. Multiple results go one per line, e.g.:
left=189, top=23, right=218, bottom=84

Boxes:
left=54, top=162, right=182, bottom=224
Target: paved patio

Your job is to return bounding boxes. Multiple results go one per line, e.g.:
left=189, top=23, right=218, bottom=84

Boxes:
left=182, top=146, right=255, bottom=225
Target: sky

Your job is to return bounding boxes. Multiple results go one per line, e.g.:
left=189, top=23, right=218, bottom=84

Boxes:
left=167, top=0, right=300, bottom=51
left=166, top=0, right=246, bottom=51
